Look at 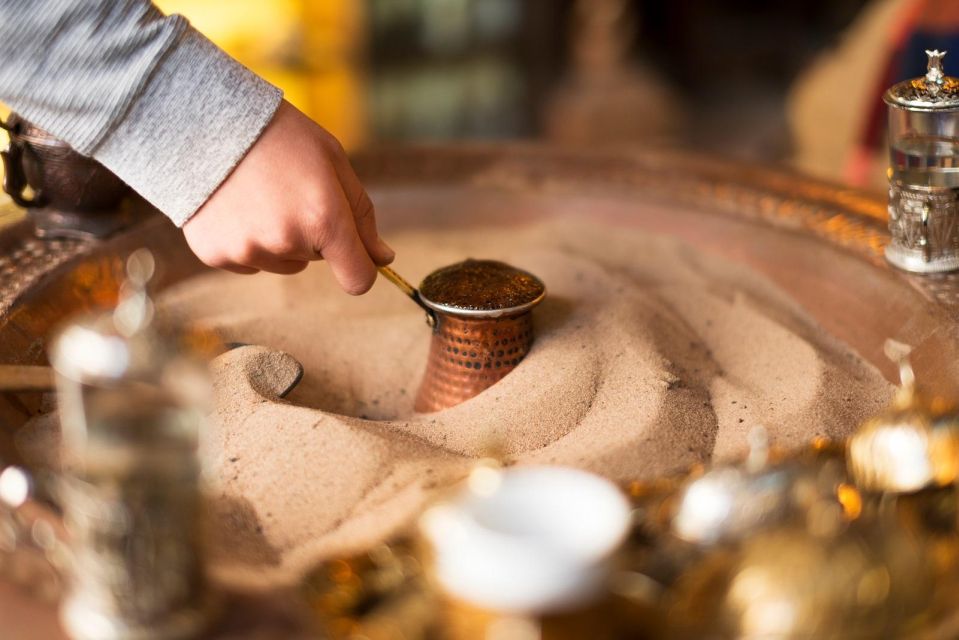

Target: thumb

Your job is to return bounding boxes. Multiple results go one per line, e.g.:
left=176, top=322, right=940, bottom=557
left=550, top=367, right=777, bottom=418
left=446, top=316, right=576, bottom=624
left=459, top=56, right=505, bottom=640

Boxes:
left=352, top=189, right=395, bottom=266
left=316, top=186, right=378, bottom=295
left=327, top=144, right=395, bottom=266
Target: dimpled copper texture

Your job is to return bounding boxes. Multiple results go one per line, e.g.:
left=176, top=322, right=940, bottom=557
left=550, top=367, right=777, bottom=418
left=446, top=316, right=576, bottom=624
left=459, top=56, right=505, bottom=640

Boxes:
left=415, top=260, right=545, bottom=413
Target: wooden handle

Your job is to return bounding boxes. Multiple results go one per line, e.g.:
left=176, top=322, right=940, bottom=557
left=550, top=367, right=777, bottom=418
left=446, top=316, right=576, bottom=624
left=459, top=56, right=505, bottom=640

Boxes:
left=378, top=266, right=417, bottom=298
left=0, top=365, right=55, bottom=391
left=378, top=266, right=436, bottom=325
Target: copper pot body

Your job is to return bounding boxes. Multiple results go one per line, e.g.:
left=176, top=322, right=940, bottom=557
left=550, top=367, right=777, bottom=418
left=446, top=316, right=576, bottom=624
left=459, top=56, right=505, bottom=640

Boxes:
left=415, top=311, right=534, bottom=413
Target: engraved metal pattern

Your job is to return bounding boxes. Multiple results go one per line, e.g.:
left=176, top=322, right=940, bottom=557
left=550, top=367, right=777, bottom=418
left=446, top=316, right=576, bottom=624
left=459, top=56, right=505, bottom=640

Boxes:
left=60, top=474, right=208, bottom=640
left=0, top=230, right=90, bottom=316
left=2, top=113, right=131, bottom=240
left=885, top=50, right=959, bottom=110
left=886, top=182, right=959, bottom=273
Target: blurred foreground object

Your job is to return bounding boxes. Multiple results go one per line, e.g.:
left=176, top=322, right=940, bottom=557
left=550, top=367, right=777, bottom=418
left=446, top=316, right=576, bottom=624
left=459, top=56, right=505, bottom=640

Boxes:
left=305, top=538, right=435, bottom=640
left=660, top=346, right=959, bottom=640
left=666, top=436, right=937, bottom=639
left=849, top=340, right=959, bottom=490
left=667, top=522, right=933, bottom=640
left=306, top=464, right=635, bottom=639
left=51, top=249, right=213, bottom=640
left=672, top=430, right=848, bottom=547
left=421, top=465, right=632, bottom=639
left=845, top=339, right=959, bottom=636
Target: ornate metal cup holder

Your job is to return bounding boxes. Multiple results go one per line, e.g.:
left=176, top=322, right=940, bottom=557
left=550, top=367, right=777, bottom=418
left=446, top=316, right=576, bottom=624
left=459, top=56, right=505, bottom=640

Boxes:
left=2, top=114, right=135, bottom=241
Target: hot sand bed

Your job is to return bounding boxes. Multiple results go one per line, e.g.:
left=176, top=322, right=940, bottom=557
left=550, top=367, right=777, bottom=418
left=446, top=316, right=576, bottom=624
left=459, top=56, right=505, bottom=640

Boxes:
left=169, top=215, right=895, bottom=584
left=17, top=216, right=894, bottom=588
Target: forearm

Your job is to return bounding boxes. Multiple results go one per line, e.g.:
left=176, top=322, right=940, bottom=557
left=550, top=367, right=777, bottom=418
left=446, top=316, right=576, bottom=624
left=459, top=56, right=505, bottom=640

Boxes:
left=0, top=0, right=282, bottom=225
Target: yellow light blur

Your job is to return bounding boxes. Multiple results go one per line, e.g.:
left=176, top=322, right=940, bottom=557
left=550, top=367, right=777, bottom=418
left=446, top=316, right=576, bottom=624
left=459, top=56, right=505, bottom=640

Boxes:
left=836, top=483, right=863, bottom=520
left=468, top=465, right=504, bottom=497
left=156, top=0, right=301, bottom=62
left=155, top=0, right=368, bottom=149
left=730, top=567, right=799, bottom=638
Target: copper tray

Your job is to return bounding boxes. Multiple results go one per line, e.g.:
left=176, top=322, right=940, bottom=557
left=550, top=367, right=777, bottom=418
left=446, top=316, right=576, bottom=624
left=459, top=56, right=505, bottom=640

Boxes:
left=1, top=145, right=959, bottom=638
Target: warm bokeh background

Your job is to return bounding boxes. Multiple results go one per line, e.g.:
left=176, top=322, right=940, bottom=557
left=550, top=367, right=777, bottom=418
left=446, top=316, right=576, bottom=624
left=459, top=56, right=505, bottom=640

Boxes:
left=156, top=0, right=370, bottom=149
left=151, top=0, right=866, bottom=158
left=4, top=0, right=959, bottom=201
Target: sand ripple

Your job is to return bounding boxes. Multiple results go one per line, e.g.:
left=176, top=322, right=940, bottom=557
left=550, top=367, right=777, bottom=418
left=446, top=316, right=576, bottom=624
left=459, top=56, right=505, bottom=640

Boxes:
left=22, top=220, right=892, bottom=587
left=157, top=220, right=891, bottom=586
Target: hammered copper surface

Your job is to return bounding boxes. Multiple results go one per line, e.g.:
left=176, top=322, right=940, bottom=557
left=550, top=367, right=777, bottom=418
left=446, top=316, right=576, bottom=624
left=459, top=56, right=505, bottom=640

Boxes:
left=414, top=258, right=544, bottom=412
left=415, top=312, right=534, bottom=413
left=3, top=145, right=959, bottom=638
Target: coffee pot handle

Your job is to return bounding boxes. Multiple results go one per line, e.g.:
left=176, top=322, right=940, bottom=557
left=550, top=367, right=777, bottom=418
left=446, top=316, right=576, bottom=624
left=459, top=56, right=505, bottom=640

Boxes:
left=0, top=116, right=42, bottom=208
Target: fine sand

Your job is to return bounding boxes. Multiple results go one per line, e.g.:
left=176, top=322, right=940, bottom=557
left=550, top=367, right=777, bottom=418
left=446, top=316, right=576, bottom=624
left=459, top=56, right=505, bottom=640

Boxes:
left=18, top=219, right=893, bottom=587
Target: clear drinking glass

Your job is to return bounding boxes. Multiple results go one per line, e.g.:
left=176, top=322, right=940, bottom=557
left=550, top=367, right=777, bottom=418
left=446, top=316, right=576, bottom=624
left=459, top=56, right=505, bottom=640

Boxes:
left=889, top=106, right=959, bottom=188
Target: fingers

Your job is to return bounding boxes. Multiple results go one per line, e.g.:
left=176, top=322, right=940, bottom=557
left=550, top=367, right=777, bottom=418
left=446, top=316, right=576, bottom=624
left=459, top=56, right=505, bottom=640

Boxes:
left=182, top=102, right=387, bottom=293
left=245, top=257, right=310, bottom=275
left=352, top=189, right=395, bottom=266
left=313, top=186, right=378, bottom=295
left=190, top=242, right=308, bottom=275
left=327, top=142, right=395, bottom=266
left=203, top=256, right=308, bottom=276
left=219, top=264, right=259, bottom=275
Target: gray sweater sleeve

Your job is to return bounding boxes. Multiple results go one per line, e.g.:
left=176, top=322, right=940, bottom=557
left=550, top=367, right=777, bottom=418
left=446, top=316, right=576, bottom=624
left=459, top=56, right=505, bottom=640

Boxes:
left=0, top=0, right=283, bottom=225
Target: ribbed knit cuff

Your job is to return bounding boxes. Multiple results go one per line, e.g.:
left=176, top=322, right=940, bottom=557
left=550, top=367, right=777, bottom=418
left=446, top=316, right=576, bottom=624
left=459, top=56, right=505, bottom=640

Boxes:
left=93, top=28, right=282, bottom=226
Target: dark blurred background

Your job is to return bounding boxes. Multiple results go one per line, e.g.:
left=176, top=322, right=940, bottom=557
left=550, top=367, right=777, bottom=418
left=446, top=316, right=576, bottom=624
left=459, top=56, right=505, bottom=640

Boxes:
left=120, top=1, right=959, bottom=188
left=364, top=0, right=871, bottom=156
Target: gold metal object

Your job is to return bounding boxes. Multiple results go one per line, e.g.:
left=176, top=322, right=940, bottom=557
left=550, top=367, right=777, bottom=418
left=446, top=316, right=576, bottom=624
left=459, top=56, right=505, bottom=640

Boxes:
left=848, top=340, right=959, bottom=493
left=303, top=539, right=435, bottom=640
left=672, top=464, right=795, bottom=546
left=667, top=522, right=934, bottom=640
left=0, top=364, right=54, bottom=391
left=377, top=265, right=435, bottom=325
left=378, top=265, right=416, bottom=298
left=672, top=429, right=850, bottom=546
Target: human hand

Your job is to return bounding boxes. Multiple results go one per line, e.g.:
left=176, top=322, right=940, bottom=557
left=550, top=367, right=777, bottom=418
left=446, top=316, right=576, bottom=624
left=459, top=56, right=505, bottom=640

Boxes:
left=182, top=100, right=394, bottom=294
